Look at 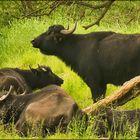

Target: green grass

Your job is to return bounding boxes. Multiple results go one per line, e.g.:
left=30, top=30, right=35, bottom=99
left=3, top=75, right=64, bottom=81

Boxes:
left=0, top=14, right=140, bottom=139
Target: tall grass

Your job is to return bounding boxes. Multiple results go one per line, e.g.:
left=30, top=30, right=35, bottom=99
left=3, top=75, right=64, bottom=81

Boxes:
left=0, top=5, right=140, bottom=138
left=1, top=18, right=140, bottom=109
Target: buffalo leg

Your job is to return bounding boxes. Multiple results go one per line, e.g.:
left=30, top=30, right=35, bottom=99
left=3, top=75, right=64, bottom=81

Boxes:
left=91, top=83, right=106, bottom=102
left=15, top=117, right=28, bottom=137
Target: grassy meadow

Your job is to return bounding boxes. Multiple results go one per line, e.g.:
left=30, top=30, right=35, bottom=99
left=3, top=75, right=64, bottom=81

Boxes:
left=0, top=2, right=140, bottom=138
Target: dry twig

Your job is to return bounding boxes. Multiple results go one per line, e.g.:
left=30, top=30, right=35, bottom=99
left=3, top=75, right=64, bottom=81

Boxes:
left=83, top=0, right=115, bottom=30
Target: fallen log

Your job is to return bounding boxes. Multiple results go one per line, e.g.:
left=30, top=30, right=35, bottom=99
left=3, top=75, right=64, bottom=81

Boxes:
left=83, top=75, right=140, bottom=114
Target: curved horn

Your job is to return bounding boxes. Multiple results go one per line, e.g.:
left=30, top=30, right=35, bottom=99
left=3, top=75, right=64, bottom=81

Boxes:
left=67, top=23, right=69, bottom=30
left=41, top=67, right=47, bottom=72
left=38, top=64, right=47, bottom=71
left=60, top=22, right=77, bottom=35
left=20, top=90, right=26, bottom=96
left=0, top=86, right=14, bottom=101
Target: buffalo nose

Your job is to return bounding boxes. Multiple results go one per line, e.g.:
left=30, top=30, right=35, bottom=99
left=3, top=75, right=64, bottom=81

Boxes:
left=61, top=79, right=64, bottom=84
left=31, top=39, right=35, bottom=44
left=58, top=78, right=64, bottom=86
left=31, top=39, right=37, bottom=48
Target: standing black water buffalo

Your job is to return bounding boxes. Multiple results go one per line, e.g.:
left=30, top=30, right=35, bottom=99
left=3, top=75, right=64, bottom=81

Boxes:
left=0, top=85, right=86, bottom=136
left=0, top=65, right=63, bottom=94
left=31, top=23, right=140, bottom=102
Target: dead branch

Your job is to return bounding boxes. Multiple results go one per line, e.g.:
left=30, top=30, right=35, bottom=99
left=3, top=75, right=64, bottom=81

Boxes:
left=83, top=0, right=115, bottom=30
left=47, top=1, right=63, bottom=16
left=22, top=1, right=62, bottom=18
left=83, top=75, right=140, bottom=115
left=19, top=1, right=63, bottom=19
left=20, top=0, right=34, bottom=15
left=19, top=1, right=48, bottom=18
left=75, top=1, right=112, bottom=9
left=11, top=1, right=116, bottom=26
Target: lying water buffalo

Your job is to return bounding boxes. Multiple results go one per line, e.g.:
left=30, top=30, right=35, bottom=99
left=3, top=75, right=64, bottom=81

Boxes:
left=0, top=86, right=139, bottom=138
left=31, top=23, right=140, bottom=102
left=93, top=108, right=140, bottom=138
left=0, top=85, right=86, bottom=136
left=0, top=65, right=63, bottom=94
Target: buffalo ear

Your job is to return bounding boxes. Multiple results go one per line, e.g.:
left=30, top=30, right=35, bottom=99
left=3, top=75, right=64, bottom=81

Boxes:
left=29, top=65, right=38, bottom=76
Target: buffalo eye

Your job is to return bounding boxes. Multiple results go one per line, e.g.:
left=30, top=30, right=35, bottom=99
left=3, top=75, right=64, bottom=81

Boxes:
left=53, top=36, right=63, bottom=43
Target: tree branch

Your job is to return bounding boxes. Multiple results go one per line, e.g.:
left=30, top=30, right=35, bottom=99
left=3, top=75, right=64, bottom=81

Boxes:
left=83, top=75, right=140, bottom=115
left=83, top=0, right=115, bottom=30
left=18, top=1, right=63, bottom=19
left=75, top=1, right=112, bottom=9
left=19, top=1, right=48, bottom=19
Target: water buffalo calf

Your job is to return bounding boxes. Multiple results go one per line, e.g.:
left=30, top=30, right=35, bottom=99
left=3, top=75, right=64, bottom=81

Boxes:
left=0, top=85, right=85, bottom=137
left=0, top=65, right=63, bottom=94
